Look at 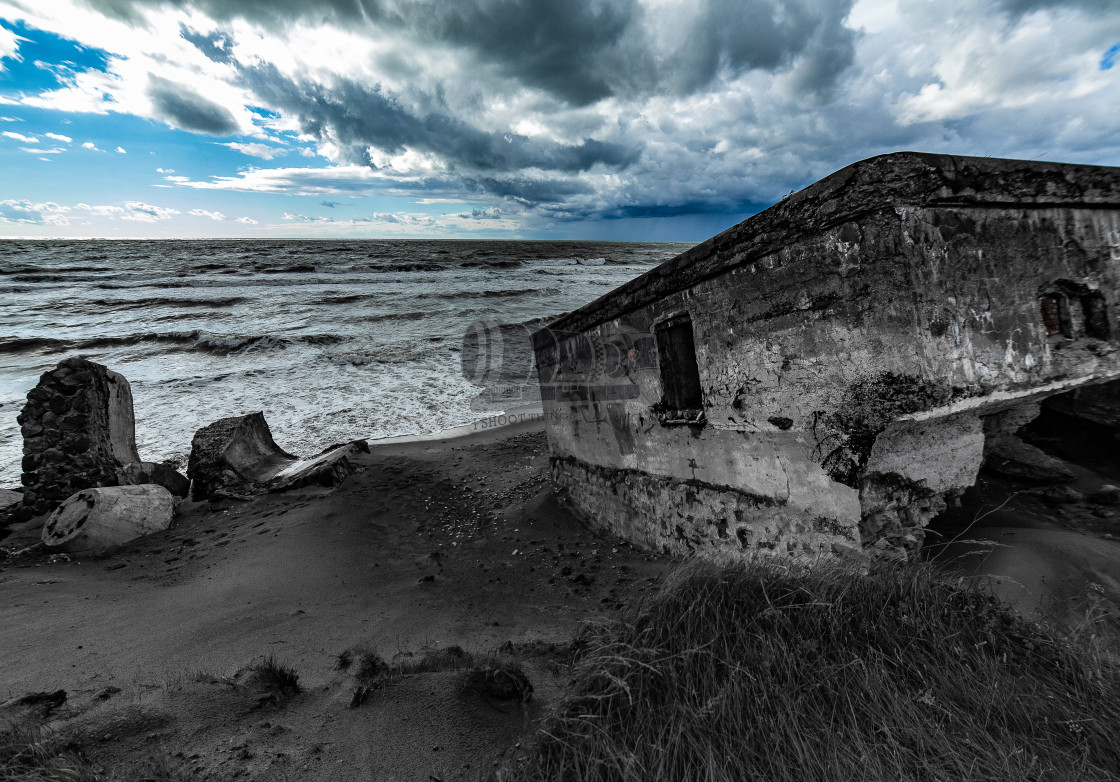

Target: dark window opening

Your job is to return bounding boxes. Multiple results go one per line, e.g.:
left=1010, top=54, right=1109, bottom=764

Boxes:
left=655, top=315, right=703, bottom=411
left=1081, top=292, right=1111, bottom=340
left=1039, top=294, right=1071, bottom=338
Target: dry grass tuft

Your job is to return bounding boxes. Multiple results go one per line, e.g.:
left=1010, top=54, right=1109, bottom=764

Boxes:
left=249, top=656, right=300, bottom=700
left=0, top=723, right=194, bottom=781
left=500, top=557, right=1120, bottom=782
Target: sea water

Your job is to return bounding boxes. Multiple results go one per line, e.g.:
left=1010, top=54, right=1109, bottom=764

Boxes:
left=0, top=239, right=690, bottom=487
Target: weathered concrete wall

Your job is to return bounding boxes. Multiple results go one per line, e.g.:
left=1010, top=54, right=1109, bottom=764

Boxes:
left=533, top=152, right=1120, bottom=557
left=551, top=457, right=859, bottom=558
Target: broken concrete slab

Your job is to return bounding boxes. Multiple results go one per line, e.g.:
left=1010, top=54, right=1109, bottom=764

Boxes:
left=984, top=435, right=1076, bottom=484
left=268, top=440, right=367, bottom=492
left=1043, top=378, right=1120, bottom=430
left=187, top=412, right=366, bottom=500
left=16, top=357, right=143, bottom=520
left=41, top=484, right=174, bottom=554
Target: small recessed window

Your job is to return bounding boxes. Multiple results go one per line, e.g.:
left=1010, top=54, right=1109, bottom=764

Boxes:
left=1039, top=294, right=1071, bottom=338
left=655, top=315, right=703, bottom=411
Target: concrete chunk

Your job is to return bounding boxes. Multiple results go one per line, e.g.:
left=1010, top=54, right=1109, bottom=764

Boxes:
left=42, top=484, right=174, bottom=554
left=16, top=358, right=142, bottom=519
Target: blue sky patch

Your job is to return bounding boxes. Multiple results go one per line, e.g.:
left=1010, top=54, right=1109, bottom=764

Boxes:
left=0, top=19, right=115, bottom=95
left=1102, top=43, right=1120, bottom=71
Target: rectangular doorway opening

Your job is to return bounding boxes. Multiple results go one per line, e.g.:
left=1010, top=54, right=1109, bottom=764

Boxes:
left=655, top=315, right=703, bottom=412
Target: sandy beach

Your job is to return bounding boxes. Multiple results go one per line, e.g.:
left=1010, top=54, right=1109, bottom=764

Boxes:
left=0, top=418, right=672, bottom=781
left=2, top=413, right=1118, bottom=780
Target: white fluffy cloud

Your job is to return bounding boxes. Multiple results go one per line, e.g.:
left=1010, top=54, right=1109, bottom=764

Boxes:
left=219, top=141, right=286, bottom=159
left=0, top=23, right=22, bottom=70
left=0, top=198, right=184, bottom=225
left=189, top=207, right=258, bottom=224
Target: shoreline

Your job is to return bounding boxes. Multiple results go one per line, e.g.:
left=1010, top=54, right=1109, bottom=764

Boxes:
left=367, top=402, right=545, bottom=447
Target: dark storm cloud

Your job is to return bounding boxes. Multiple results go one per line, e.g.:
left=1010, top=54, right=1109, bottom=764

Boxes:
left=604, top=198, right=776, bottom=220
left=239, top=63, right=640, bottom=176
left=84, top=0, right=857, bottom=101
left=376, top=0, right=635, bottom=105
left=467, top=175, right=593, bottom=204
left=645, top=0, right=857, bottom=96
left=995, top=0, right=1118, bottom=16
left=178, top=24, right=235, bottom=63
left=148, top=75, right=239, bottom=134
left=83, top=0, right=376, bottom=27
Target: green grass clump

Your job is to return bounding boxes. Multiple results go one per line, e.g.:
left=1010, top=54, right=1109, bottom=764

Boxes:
left=504, top=557, right=1120, bottom=782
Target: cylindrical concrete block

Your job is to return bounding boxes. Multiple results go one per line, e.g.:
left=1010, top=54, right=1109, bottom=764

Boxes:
left=42, top=484, right=174, bottom=553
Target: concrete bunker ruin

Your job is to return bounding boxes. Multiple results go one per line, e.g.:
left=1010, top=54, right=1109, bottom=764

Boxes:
left=531, top=152, right=1120, bottom=559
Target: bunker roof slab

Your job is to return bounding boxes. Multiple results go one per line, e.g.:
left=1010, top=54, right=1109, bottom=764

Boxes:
left=543, top=151, right=1120, bottom=337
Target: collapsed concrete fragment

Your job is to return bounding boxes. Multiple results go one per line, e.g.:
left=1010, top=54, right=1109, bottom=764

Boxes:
left=1044, top=377, right=1120, bottom=431
left=41, top=484, right=174, bottom=554
left=531, top=152, right=1120, bottom=559
left=139, top=461, right=191, bottom=498
left=15, top=358, right=143, bottom=520
left=187, top=412, right=367, bottom=500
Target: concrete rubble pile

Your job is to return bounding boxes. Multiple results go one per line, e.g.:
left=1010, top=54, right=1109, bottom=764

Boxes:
left=2, top=359, right=367, bottom=554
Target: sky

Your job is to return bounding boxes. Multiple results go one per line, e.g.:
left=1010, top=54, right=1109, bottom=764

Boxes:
left=0, top=0, right=1117, bottom=240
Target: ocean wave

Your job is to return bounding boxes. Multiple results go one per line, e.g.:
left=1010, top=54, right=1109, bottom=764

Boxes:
left=0, top=336, right=67, bottom=354
left=482, top=289, right=530, bottom=298
left=0, top=330, right=346, bottom=356
left=56, top=265, right=115, bottom=273
left=258, top=263, right=317, bottom=274
left=89, top=296, right=250, bottom=310
left=459, top=259, right=522, bottom=269
left=8, top=274, right=83, bottom=284
left=323, top=342, right=454, bottom=367
left=0, top=265, right=115, bottom=278
left=372, top=262, right=446, bottom=273
left=312, top=293, right=374, bottom=305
